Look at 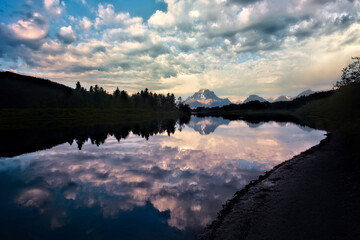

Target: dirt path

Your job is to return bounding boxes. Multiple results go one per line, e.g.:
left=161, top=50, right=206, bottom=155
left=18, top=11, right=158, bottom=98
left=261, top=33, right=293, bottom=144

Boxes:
left=201, top=133, right=360, bottom=240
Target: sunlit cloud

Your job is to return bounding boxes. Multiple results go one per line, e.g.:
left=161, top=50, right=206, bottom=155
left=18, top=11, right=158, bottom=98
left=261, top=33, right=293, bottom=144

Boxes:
left=0, top=0, right=359, bottom=99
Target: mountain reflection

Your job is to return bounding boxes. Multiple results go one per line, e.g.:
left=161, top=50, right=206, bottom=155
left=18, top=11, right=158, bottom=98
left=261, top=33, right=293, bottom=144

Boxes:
left=0, top=117, right=326, bottom=239
left=187, top=116, right=230, bottom=134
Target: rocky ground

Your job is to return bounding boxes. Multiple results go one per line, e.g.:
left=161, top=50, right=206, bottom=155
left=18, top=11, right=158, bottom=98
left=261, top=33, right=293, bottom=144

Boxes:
left=201, top=132, right=360, bottom=240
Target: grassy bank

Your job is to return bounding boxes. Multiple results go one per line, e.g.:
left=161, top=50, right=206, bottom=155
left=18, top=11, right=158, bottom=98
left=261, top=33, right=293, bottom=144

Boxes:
left=296, top=83, right=360, bottom=133
left=0, top=108, right=188, bottom=130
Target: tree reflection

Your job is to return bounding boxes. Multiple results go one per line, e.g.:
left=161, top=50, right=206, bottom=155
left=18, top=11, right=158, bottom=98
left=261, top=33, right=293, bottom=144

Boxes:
left=0, top=117, right=190, bottom=157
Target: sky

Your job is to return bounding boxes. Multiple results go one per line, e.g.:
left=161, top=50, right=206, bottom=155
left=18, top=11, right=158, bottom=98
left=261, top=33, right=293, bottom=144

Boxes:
left=0, top=0, right=359, bottom=101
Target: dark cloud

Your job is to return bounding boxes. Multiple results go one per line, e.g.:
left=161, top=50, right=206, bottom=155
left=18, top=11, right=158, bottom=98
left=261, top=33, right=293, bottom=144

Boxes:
left=245, top=16, right=297, bottom=35
left=292, top=14, right=356, bottom=41
left=228, top=0, right=263, bottom=6
left=311, top=0, right=338, bottom=4
left=341, top=35, right=358, bottom=46
left=126, top=166, right=172, bottom=180
left=92, top=45, right=107, bottom=54
left=334, top=14, right=354, bottom=29
left=57, top=26, right=77, bottom=44
left=67, top=65, right=99, bottom=72
left=127, top=42, right=170, bottom=58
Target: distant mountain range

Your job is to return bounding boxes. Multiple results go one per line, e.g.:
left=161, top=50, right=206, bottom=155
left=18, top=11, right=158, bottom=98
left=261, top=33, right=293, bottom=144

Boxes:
left=185, top=88, right=316, bottom=108
left=185, top=89, right=232, bottom=108
left=243, top=95, right=267, bottom=104
left=242, top=89, right=315, bottom=104
left=294, top=89, right=315, bottom=99
left=267, top=95, right=292, bottom=102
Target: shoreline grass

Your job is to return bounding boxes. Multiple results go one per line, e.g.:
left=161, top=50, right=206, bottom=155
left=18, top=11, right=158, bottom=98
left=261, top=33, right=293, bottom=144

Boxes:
left=0, top=108, right=187, bottom=130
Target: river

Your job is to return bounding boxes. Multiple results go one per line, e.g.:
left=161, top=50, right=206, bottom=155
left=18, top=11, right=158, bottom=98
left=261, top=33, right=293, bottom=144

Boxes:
left=0, top=116, right=326, bottom=239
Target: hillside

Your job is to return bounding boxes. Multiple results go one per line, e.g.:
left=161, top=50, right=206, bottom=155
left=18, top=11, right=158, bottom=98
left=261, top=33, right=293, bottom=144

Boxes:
left=0, top=71, right=73, bottom=108
left=297, top=83, right=360, bottom=132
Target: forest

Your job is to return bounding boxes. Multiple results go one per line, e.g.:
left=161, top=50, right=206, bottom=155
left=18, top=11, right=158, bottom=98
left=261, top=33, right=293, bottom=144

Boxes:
left=0, top=71, right=191, bottom=113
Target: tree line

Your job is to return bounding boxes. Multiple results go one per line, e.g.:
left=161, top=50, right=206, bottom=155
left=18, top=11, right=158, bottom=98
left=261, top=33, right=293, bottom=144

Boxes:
left=73, top=82, right=185, bottom=111
left=0, top=71, right=191, bottom=113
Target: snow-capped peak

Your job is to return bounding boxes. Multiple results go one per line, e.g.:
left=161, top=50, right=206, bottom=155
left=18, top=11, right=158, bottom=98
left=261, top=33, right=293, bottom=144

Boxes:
left=185, top=89, right=232, bottom=108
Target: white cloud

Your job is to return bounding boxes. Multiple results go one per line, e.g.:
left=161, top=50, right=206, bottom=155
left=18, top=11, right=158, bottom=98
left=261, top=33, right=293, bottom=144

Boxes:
left=148, top=10, right=176, bottom=28
left=148, top=0, right=193, bottom=29
left=57, top=25, right=77, bottom=44
left=8, top=13, right=48, bottom=40
left=44, top=0, right=65, bottom=17
left=80, top=17, right=92, bottom=30
left=95, top=4, right=142, bottom=29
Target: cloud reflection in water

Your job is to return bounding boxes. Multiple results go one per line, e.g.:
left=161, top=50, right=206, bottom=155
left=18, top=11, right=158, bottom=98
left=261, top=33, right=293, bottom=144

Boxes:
left=0, top=117, right=326, bottom=235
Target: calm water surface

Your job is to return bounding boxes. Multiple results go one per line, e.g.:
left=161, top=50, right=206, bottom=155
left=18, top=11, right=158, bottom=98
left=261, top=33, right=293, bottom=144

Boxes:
left=0, top=117, right=326, bottom=239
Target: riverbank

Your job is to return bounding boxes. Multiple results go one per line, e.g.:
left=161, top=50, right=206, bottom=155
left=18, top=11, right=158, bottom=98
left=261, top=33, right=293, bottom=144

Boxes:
left=201, top=132, right=360, bottom=239
left=0, top=108, right=189, bottom=130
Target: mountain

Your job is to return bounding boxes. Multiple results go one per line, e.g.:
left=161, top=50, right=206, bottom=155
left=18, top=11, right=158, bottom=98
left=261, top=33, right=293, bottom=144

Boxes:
left=273, top=95, right=292, bottom=102
left=267, top=97, right=274, bottom=102
left=187, top=116, right=230, bottom=135
left=185, top=89, right=232, bottom=108
left=295, top=89, right=315, bottom=99
left=243, top=94, right=267, bottom=104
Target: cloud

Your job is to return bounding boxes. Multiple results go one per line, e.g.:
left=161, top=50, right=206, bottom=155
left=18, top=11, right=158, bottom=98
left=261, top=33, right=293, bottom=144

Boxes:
left=148, top=9, right=176, bottom=28
left=16, top=188, right=51, bottom=208
left=0, top=12, right=49, bottom=60
left=57, top=25, right=77, bottom=44
left=7, top=12, right=48, bottom=41
left=94, top=4, right=142, bottom=29
left=227, top=0, right=263, bottom=6
left=3, top=121, right=326, bottom=230
left=0, top=0, right=360, bottom=99
left=44, top=0, right=65, bottom=18
left=80, top=16, right=92, bottom=30
left=148, top=0, right=194, bottom=30
left=77, top=0, right=87, bottom=5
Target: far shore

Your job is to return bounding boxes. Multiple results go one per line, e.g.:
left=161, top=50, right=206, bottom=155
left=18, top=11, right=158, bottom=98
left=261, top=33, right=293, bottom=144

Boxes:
left=0, top=108, right=188, bottom=130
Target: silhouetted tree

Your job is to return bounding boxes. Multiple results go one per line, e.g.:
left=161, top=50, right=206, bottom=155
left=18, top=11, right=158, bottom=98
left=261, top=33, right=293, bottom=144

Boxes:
left=334, top=57, right=360, bottom=89
left=113, top=87, right=120, bottom=96
left=75, top=81, right=81, bottom=91
left=177, top=96, right=191, bottom=113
